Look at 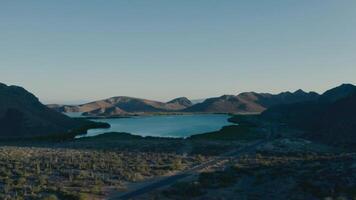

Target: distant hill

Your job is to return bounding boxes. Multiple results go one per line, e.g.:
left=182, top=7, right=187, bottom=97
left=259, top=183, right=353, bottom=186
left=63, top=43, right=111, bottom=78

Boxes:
left=262, top=83, right=356, bottom=147
left=183, top=95, right=265, bottom=113
left=167, top=97, right=193, bottom=108
left=0, top=83, right=92, bottom=138
left=50, top=96, right=193, bottom=116
left=184, top=90, right=319, bottom=114
left=49, top=90, right=321, bottom=116
left=190, top=98, right=206, bottom=104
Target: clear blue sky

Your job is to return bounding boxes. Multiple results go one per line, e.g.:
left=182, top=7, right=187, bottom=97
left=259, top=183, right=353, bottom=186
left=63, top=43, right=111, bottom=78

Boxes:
left=1, top=0, right=355, bottom=104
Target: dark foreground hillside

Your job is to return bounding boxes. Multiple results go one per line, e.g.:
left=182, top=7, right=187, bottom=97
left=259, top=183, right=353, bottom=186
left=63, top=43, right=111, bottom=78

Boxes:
left=0, top=83, right=106, bottom=138
left=262, top=83, right=356, bottom=148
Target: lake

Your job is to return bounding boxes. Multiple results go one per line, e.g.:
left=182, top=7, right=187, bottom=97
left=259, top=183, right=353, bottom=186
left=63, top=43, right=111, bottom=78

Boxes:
left=72, top=114, right=233, bottom=138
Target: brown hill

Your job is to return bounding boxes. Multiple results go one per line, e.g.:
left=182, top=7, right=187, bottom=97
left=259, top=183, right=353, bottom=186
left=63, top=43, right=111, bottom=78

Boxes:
left=167, top=97, right=193, bottom=109
left=184, top=90, right=319, bottom=114
left=182, top=95, right=265, bottom=113
left=50, top=96, right=193, bottom=116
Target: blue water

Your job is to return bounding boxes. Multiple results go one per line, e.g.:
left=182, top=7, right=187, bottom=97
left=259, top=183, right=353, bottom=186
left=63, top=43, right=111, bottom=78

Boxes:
left=75, top=114, right=233, bottom=138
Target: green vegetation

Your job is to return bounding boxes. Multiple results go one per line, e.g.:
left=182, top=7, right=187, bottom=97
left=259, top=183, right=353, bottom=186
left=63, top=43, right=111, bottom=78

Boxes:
left=189, top=125, right=263, bottom=141
left=188, top=114, right=266, bottom=141
left=0, top=120, right=111, bottom=142
left=198, top=168, right=239, bottom=188
left=79, top=132, right=143, bottom=140
left=0, top=146, right=204, bottom=199
left=163, top=181, right=205, bottom=198
left=52, top=119, right=111, bottom=141
left=228, top=114, right=260, bottom=126
left=161, top=153, right=356, bottom=200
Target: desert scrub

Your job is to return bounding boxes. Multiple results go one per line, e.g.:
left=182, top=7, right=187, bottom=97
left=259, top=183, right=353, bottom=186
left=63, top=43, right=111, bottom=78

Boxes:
left=0, top=146, right=205, bottom=199
left=161, top=153, right=356, bottom=200
left=163, top=181, right=205, bottom=198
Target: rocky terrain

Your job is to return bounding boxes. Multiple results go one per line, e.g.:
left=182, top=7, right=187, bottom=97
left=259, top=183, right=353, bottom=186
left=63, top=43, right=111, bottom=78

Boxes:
left=0, top=83, right=104, bottom=138
left=0, top=145, right=206, bottom=200
left=153, top=151, right=356, bottom=200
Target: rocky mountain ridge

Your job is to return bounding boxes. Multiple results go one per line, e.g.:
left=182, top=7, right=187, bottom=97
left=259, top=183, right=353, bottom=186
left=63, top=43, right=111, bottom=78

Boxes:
left=262, top=83, right=356, bottom=147
left=49, top=89, right=321, bottom=117
left=183, top=89, right=319, bottom=114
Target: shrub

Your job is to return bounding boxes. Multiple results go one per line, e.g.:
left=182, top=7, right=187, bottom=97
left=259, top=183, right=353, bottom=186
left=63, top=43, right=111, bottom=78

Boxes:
left=42, top=194, right=58, bottom=200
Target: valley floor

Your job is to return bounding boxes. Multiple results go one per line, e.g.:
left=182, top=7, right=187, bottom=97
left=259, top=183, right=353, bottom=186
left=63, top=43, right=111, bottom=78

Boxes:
left=0, top=115, right=355, bottom=200
left=138, top=139, right=356, bottom=200
left=0, top=145, right=207, bottom=200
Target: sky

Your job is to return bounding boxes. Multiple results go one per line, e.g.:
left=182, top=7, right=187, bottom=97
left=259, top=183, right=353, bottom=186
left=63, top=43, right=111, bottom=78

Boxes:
left=1, top=0, right=356, bottom=104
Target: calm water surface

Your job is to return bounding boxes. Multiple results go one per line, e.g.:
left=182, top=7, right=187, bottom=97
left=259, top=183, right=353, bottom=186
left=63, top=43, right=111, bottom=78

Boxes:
left=70, top=114, right=233, bottom=138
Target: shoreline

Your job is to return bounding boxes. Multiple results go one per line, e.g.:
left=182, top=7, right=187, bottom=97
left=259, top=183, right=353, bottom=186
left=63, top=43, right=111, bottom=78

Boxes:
left=67, top=112, right=258, bottom=120
left=75, top=114, right=240, bottom=139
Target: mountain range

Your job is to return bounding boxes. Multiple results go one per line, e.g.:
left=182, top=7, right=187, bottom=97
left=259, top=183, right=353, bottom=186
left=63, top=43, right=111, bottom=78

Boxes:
left=49, top=90, right=319, bottom=116
left=184, top=90, right=319, bottom=114
left=262, top=83, right=356, bottom=147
